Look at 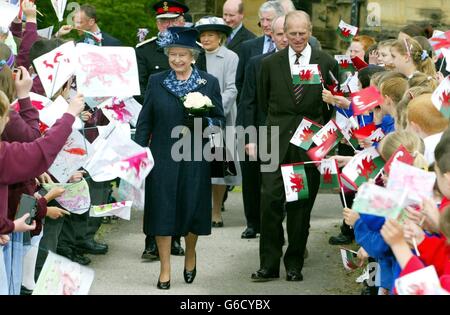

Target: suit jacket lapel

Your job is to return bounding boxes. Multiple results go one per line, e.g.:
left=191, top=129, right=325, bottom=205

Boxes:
left=279, top=48, right=297, bottom=103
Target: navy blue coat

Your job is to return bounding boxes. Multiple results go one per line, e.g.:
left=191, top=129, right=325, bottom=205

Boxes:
left=135, top=69, right=225, bottom=236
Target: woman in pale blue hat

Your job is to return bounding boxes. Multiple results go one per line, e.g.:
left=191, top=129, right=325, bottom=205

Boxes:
left=195, top=17, right=241, bottom=228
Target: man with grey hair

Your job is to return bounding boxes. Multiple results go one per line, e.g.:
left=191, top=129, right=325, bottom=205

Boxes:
left=238, top=15, right=288, bottom=240
left=251, top=10, right=338, bottom=282
left=223, top=0, right=256, bottom=55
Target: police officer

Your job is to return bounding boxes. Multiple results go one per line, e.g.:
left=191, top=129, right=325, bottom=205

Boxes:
left=135, top=0, right=190, bottom=261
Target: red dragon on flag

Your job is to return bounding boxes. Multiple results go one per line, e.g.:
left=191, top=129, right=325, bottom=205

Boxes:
left=300, top=126, right=315, bottom=142
left=299, top=69, right=313, bottom=81
left=440, top=90, right=450, bottom=108
left=323, top=167, right=333, bottom=184
left=357, top=157, right=377, bottom=180
left=290, top=173, right=304, bottom=193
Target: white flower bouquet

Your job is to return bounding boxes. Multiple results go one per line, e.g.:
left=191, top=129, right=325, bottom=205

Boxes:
left=182, top=92, right=214, bottom=116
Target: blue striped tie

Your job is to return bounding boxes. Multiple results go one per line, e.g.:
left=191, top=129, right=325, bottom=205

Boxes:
left=293, top=53, right=304, bottom=104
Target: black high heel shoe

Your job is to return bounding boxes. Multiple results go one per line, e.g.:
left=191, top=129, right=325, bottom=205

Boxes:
left=184, top=254, right=197, bottom=284
left=157, top=278, right=171, bottom=290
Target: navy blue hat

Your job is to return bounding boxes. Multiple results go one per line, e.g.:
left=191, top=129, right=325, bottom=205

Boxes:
left=158, top=27, right=201, bottom=50
left=153, top=1, right=189, bottom=19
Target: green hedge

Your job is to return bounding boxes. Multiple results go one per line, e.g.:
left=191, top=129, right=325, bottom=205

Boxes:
left=36, top=0, right=160, bottom=47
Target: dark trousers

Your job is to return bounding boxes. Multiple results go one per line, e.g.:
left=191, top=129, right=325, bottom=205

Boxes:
left=259, top=146, right=320, bottom=273
left=240, top=158, right=261, bottom=232
left=35, top=216, right=65, bottom=281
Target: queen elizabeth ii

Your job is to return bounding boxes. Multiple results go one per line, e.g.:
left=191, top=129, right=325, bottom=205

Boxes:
left=135, top=27, right=225, bottom=290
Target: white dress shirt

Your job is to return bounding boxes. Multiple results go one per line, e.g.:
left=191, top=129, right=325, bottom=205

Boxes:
left=289, top=44, right=312, bottom=77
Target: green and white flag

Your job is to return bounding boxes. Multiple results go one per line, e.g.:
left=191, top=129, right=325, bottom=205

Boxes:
left=292, top=64, right=322, bottom=85
left=337, top=20, right=358, bottom=42
left=320, top=159, right=341, bottom=189
left=335, top=55, right=356, bottom=73
left=281, top=163, right=309, bottom=202
left=290, top=118, right=322, bottom=150
left=341, top=147, right=385, bottom=190
left=312, top=119, right=343, bottom=148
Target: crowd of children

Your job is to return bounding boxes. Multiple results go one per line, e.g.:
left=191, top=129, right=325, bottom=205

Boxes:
left=322, top=26, right=450, bottom=294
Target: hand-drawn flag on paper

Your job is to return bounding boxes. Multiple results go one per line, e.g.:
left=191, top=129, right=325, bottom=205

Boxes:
left=320, top=159, right=341, bottom=190
left=51, top=0, right=68, bottom=22
left=350, top=56, right=369, bottom=71
left=84, top=125, right=154, bottom=188
left=351, top=86, right=384, bottom=116
left=352, top=183, right=406, bottom=220
left=281, top=163, right=309, bottom=202
left=48, top=130, right=92, bottom=184
left=431, top=75, right=450, bottom=118
left=33, top=251, right=94, bottom=295
left=336, top=20, right=358, bottom=42
left=341, top=147, right=385, bottom=190
left=99, top=97, right=142, bottom=127
left=430, top=30, right=450, bottom=58
left=75, top=43, right=140, bottom=97
left=340, top=248, right=359, bottom=271
left=395, top=266, right=445, bottom=295
left=292, top=64, right=322, bottom=85
left=290, top=117, right=322, bottom=150
left=312, top=120, right=343, bottom=147
left=384, top=145, right=415, bottom=175
left=335, top=55, right=356, bottom=73
left=386, top=160, right=436, bottom=206
left=307, top=132, right=338, bottom=162
left=84, top=96, right=110, bottom=109
left=33, top=41, right=76, bottom=98
left=43, top=179, right=91, bottom=214
left=38, top=95, right=83, bottom=130
left=89, top=201, right=132, bottom=220
left=0, top=2, right=20, bottom=28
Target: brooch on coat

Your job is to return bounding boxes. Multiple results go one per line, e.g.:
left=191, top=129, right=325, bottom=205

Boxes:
left=196, top=78, right=207, bottom=85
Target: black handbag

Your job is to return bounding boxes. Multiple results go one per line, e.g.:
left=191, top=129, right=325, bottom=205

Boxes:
left=209, top=132, right=237, bottom=178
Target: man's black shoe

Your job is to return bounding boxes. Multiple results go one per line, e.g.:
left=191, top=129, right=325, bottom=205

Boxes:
left=71, top=253, right=91, bottom=265
left=251, top=269, right=279, bottom=282
left=241, top=227, right=257, bottom=239
left=286, top=270, right=303, bottom=281
left=77, top=240, right=108, bottom=255
left=171, top=238, right=185, bottom=256
left=328, top=233, right=353, bottom=245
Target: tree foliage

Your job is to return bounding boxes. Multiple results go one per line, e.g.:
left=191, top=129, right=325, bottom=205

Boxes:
left=36, top=0, right=160, bottom=46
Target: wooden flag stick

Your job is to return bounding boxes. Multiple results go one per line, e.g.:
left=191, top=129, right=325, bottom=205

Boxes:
left=413, top=237, right=421, bottom=257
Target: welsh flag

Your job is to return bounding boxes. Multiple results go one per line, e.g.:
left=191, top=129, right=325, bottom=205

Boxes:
left=351, top=86, right=384, bottom=116
left=368, top=128, right=385, bottom=145
left=341, top=147, right=385, bottom=190
left=431, top=75, right=450, bottom=119
left=290, top=117, right=323, bottom=150
left=337, top=20, right=358, bottom=42
left=340, top=248, right=359, bottom=271
left=351, top=56, right=368, bottom=71
left=312, top=119, right=343, bottom=148
left=320, top=159, right=341, bottom=190
left=293, top=64, right=322, bottom=85
left=335, top=55, right=356, bottom=73
left=281, top=163, right=309, bottom=202
left=352, top=123, right=376, bottom=140
left=335, top=112, right=359, bottom=149
left=327, top=70, right=344, bottom=96
left=384, top=145, right=415, bottom=175
left=307, top=132, right=338, bottom=161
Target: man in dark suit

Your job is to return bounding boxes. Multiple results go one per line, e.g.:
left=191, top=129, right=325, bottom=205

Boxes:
left=239, top=15, right=288, bottom=239
left=251, top=10, right=338, bottom=282
left=223, top=0, right=256, bottom=55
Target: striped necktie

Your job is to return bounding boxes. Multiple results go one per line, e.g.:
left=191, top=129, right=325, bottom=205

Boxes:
left=293, top=53, right=304, bottom=103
